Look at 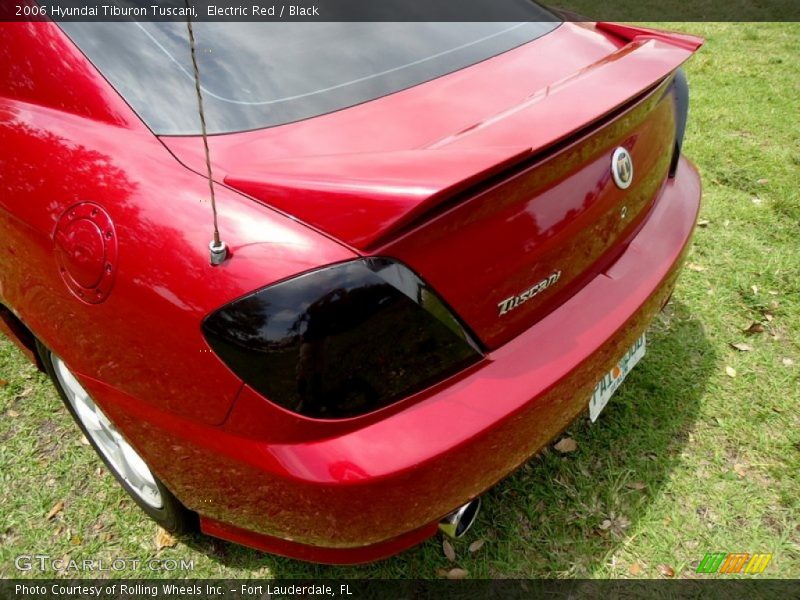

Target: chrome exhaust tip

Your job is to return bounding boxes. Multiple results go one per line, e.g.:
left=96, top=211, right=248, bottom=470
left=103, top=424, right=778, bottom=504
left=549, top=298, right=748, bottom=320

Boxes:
left=439, top=498, right=481, bottom=539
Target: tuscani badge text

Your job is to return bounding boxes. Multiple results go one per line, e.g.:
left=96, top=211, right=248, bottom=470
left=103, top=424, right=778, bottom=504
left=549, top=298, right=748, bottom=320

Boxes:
left=497, top=271, right=562, bottom=316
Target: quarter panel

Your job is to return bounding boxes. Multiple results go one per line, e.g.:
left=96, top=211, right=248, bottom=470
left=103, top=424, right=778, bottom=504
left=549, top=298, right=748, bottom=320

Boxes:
left=0, top=27, right=355, bottom=425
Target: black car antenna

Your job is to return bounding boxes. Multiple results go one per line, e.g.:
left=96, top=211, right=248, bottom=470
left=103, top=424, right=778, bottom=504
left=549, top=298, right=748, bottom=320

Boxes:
left=185, top=3, right=228, bottom=266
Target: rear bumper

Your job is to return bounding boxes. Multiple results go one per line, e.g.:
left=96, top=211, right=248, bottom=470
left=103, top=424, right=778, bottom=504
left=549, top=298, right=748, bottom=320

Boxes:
left=95, top=157, right=701, bottom=563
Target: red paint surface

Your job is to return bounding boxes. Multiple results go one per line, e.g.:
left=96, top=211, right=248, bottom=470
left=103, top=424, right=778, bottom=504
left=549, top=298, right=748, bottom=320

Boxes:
left=166, top=22, right=701, bottom=348
left=0, top=20, right=702, bottom=562
left=77, top=158, right=700, bottom=562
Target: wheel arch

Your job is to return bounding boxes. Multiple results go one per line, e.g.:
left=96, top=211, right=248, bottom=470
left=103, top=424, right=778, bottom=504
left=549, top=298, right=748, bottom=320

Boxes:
left=0, top=302, right=44, bottom=371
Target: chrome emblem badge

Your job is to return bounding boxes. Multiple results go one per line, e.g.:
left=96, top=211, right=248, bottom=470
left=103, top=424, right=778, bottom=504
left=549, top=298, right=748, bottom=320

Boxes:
left=497, top=271, right=561, bottom=316
left=611, top=147, right=634, bottom=190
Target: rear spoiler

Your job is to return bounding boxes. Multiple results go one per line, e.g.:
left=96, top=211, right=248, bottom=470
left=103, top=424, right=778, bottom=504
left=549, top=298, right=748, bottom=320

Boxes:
left=225, top=25, right=703, bottom=250
left=225, top=147, right=531, bottom=249
left=596, top=22, right=704, bottom=51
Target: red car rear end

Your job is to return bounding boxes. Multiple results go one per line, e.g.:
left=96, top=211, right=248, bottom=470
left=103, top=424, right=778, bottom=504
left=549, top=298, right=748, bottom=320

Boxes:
left=0, top=16, right=702, bottom=563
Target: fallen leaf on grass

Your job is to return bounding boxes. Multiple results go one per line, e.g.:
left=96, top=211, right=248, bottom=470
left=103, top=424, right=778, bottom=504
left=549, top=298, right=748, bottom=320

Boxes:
left=446, top=568, right=469, bottom=580
left=70, top=536, right=82, bottom=546
left=601, top=514, right=631, bottom=535
left=554, top=437, right=578, bottom=453
left=18, top=386, right=33, bottom=398
left=725, top=366, right=737, bottom=378
left=733, top=463, right=748, bottom=478
left=763, top=311, right=774, bottom=322
left=756, top=178, right=769, bottom=185
left=696, top=219, right=710, bottom=228
left=468, top=539, right=485, bottom=553
left=46, top=500, right=64, bottom=520
left=616, top=517, right=631, bottom=530
left=743, top=322, right=765, bottom=335
left=0, top=379, right=8, bottom=387
left=782, top=358, right=795, bottom=367
left=729, top=342, right=753, bottom=352
left=442, top=539, right=456, bottom=562
left=686, top=263, right=706, bottom=272
left=626, top=481, right=646, bottom=490
left=80, top=435, right=90, bottom=446
left=155, top=527, right=176, bottom=551
left=684, top=540, right=700, bottom=550
left=628, top=562, right=643, bottom=576
left=658, top=564, right=676, bottom=578
left=7, top=409, right=19, bottom=417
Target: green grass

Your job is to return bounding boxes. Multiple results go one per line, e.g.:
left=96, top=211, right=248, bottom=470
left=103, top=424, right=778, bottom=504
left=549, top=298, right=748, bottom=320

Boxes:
left=1, top=23, right=798, bottom=580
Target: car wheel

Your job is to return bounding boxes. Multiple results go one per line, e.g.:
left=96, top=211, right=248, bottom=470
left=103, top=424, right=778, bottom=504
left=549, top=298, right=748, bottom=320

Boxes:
left=37, top=341, right=197, bottom=533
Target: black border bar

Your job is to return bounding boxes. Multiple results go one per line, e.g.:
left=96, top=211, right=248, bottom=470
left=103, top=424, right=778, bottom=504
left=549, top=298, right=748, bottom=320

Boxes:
left=2, top=579, right=799, bottom=600
left=3, top=0, right=800, bottom=22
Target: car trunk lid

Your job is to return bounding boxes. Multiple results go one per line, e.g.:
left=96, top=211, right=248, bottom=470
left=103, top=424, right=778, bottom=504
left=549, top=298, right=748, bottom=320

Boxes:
left=377, top=73, right=684, bottom=348
left=165, top=23, right=702, bottom=348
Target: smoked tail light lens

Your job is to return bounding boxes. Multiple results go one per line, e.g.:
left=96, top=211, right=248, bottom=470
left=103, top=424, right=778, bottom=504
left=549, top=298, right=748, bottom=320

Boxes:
left=669, top=67, right=690, bottom=178
left=202, top=258, right=482, bottom=419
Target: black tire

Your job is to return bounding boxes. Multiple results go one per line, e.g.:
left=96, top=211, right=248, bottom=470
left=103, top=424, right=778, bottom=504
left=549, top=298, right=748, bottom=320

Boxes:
left=36, top=340, right=197, bottom=534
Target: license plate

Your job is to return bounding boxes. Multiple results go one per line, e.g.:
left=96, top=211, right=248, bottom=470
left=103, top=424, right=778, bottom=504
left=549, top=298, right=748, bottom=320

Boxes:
left=589, top=334, right=646, bottom=422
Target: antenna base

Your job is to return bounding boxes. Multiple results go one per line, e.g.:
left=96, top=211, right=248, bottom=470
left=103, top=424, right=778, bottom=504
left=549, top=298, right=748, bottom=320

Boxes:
left=209, top=240, right=228, bottom=266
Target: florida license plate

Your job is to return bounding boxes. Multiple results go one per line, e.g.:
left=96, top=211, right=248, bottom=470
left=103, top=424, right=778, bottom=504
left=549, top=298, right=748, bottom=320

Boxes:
left=589, top=334, right=646, bottom=422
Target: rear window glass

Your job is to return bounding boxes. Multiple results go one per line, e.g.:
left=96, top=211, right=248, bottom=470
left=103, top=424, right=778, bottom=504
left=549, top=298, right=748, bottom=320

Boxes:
left=60, top=18, right=560, bottom=135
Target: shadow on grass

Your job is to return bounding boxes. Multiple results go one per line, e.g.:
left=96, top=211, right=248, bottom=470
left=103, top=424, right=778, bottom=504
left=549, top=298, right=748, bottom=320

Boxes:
left=179, top=300, right=716, bottom=578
